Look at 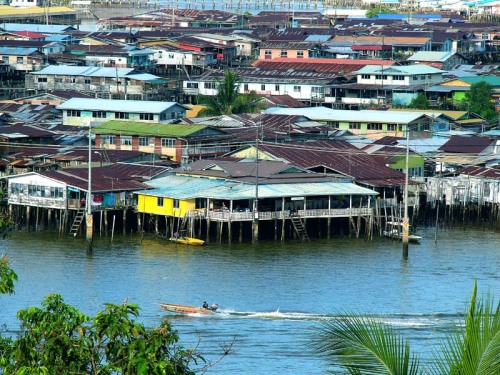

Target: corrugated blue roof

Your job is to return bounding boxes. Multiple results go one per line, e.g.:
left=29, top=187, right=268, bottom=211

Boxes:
left=57, top=98, right=188, bottom=113
left=31, top=65, right=135, bottom=77
left=264, top=107, right=426, bottom=124
left=304, top=35, right=331, bottom=42
left=0, top=47, right=38, bottom=55
left=0, top=23, right=74, bottom=34
left=137, top=175, right=377, bottom=199
left=377, top=14, right=406, bottom=20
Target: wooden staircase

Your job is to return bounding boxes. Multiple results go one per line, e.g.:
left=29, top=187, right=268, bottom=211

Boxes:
left=69, top=208, right=85, bottom=237
left=290, top=213, right=310, bottom=242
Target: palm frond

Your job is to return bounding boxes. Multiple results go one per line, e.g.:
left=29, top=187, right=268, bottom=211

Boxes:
left=310, top=313, right=421, bottom=375
left=430, top=281, right=500, bottom=375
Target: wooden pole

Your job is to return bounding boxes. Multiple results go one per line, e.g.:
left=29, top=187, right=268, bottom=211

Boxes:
left=111, top=215, right=116, bottom=242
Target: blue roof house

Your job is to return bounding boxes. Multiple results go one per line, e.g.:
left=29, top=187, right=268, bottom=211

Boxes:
left=57, top=98, right=191, bottom=127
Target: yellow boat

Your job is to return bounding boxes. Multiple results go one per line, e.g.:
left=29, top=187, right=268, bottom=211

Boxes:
left=169, top=236, right=205, bottom=246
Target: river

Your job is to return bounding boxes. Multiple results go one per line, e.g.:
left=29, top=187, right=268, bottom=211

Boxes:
left=1, top=226, right=499, bottom=374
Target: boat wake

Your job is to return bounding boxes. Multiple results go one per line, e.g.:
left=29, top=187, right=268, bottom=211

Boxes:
left=199, top=310, right=463, bottom=327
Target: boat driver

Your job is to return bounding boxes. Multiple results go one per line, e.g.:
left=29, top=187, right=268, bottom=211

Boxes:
left=202, top=301, right=209, bottom=309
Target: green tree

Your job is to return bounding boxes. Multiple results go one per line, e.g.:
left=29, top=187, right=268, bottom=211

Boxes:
left=0, top=255, right=17, bottom=295
left=311, top=281, right=500, bottom=375
left=196, top=70, right=263, bottom=116
left=0, top=294, right=204, bottom=374
left=408, top=94, right=430, bottom=110
left=462, top=81, right=497, bottom=122
left=366, top=5, right=393, bottom=18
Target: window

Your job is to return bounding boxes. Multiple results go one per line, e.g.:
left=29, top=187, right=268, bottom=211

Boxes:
left=139, top=113, right=154, bottom=121
left=387, top=124, right=397, bottom=131
left=186, top=82, right=198, bottom=88
left=367, top=123, right=382, bottom=130
left=420, top=75, right=426, bottom=80
left=120, top=135, right=132, bottom=146
left=297, top=50, right=304, bottom=58
left=375, top=75, right=388, bottom=80
left=85, top=78, right=91, bottom=84
left=168, top=53, right=174, bottom=58
left=204, top=82, right=214, bottom=89
left=413, top=76, right=418, bottom=81
left=28, top=185, right=45, bottom=197
left=55, top=78, right=62, bottom=83
left=244, top=84, right=249, bottom=91
left=37, top=77, right=47, bottom=82
left=101, top=135, right=116, bottom=145
left=157, top=197, right=164, bottom=207
left=361, top=74, right=371, bottom=79
left=427, top=74, right=432, bottom=79
left=49, top=187, right=64, bottom=198
left=67, top=110, right=81, bottom=117
left=161, top=138, right=176, bottom=147
left=115, top=112, right=129, bottom=119
left=264, top=50, right=272, bottom=58
left=10, top=183, right=23, bottom=194
left=349, top=122, right=361, bottom=129
left=293, top=86, right=301, bottom=93
left=139, top=137, right=154, bottom=146
left=173, top=199, right=180, bottom=209
left=1, top=56, right=8, bottom=62
left=280, top=50, right=288, bottom=57
left=393, top=75, right=404, bottom=81
left=170, top=112, right=177, bottom=119
left=17, top=57, right=23, bottom=63
left=327, top=121, right=339, bottom=129
left=92, top=111, right=106, bottom=118
left=275, top=84, right=280, bottom=91
left=261, top=84, right=266, bottom=91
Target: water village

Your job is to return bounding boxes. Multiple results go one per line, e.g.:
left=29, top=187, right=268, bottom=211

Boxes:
left=0, top=0, right=499, bottom=244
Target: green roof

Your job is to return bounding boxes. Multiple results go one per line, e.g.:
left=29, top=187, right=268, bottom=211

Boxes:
left=460, top=76, right=500, bottom=87
left=93, top=120, right=208, bottom=137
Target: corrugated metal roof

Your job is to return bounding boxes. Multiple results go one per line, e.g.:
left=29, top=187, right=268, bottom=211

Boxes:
left=138, top=175, right=377, bottom=199
left=355, top=65, right=444, bottom=75
left=0, top=47, right=38, bottom=55
left=407, top=51, right=453, bottom=62
left=31, top=65, right=135, bottom=77
left=264, top=106, right=426, bottom=124
left=57, top=98, right=189, bottom=113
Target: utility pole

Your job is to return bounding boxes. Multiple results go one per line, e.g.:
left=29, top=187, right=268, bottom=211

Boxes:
left=252, top=116, right=261, bottom=244
left=402, top=124, right=410, bottom=258
left=86, top=124, right=93, bottom=251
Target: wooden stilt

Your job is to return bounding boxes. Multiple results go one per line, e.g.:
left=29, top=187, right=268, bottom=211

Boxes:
left=123, top=209, right=127, bottom=235
left=26, top=206, right=30, bottom=232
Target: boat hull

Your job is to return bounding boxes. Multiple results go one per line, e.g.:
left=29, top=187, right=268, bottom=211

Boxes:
left=160, top=303, right=215, bottom=314
left=169, top=237, right=205, bottom=246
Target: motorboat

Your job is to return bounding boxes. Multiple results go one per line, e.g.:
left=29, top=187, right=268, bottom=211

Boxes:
left=383, top=221, right=422, bottom=243
left=160, top=303, right=218, bottom=314
left=169, top=236, right=205, bottom=246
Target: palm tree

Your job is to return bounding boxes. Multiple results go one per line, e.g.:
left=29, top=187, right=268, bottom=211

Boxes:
left=196, top=70, right=262, bottom=116
left=310, top=281, right=499, bottom=375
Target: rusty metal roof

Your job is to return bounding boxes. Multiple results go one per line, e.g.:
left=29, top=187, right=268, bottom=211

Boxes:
left=439, top=136, right=494, bottom=154
left=254, top=142, right=408, bottom=187
left=38, top=165, right=156, bottom=193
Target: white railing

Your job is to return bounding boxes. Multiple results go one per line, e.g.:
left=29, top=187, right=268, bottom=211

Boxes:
left=207, top=207, right=372, bottom=221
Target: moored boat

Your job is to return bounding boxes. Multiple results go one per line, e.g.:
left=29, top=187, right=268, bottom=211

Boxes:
left=169, top=236, right=205, bottom=246
left=383, top=221, right=422, bottom=243
left=160, top=303, right=217, bottom=314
